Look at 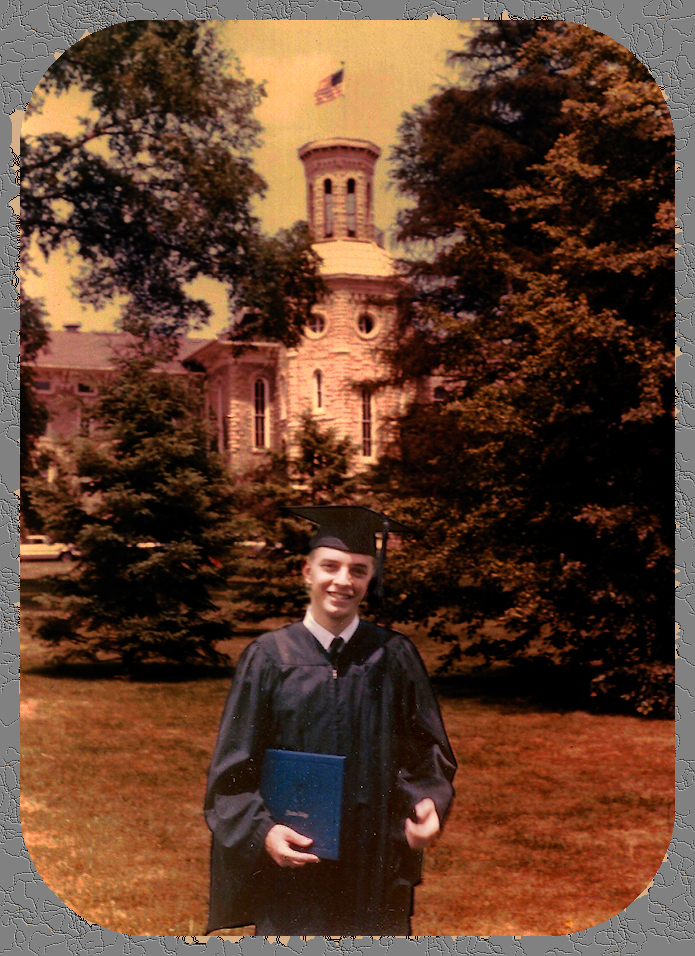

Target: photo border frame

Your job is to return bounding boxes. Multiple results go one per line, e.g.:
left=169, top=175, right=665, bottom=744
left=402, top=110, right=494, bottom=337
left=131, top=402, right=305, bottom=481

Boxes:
left=2, top=1, right=692, bottom=953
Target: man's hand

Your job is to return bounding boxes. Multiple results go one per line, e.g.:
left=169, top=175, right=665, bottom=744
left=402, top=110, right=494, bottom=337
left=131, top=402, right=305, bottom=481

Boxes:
left=404, top=798, right=440, bottom=851
left=264, top=824, right=321, bottom=868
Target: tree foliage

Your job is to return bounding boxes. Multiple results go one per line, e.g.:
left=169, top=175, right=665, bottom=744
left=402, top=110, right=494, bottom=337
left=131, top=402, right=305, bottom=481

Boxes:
left=32, top=347, right=238, bottom=674
left=22, top=21, right=323, bottom=342
left=228, top=414, right=365, bottom=624
left=21, top=21, right=329, bottom=672
left=20, top=292, right=50, bottom=530
left=384, top=21, right=674, bottom=714
left=229, top=222, right=327, bottom=349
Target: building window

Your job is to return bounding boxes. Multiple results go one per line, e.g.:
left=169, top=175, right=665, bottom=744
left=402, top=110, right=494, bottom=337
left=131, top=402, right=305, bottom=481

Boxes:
left=308, top=183, right=314, bottom=232
left=433, top=386, right=447, bottom=403
left=254, top=379, right=268, bottom=448
left=323, top=178, right=333, bottom=238
left=357, top=312, right=376, bottom=337
left=215, top=383, right=226, bottom=453
left=79, top=409, right=91, bottom=437
left=313, top=370, right=323, bottom=410
left=305, top=313, right=327, bottom=338
left=361, top=389, right=373, bottom=458
left=77, top=382, right=95, bottom=394
left=366, top=182, right=372, bottom=229
left=346, top=179, right=356, bottom=237
left=35, top=380, right=51, bottom=391
left=279, top=376, right=288, bottom=421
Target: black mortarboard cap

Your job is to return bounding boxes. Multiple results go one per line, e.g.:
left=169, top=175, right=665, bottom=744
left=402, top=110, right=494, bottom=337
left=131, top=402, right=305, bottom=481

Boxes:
left=285, top=505, right=416, bottom=603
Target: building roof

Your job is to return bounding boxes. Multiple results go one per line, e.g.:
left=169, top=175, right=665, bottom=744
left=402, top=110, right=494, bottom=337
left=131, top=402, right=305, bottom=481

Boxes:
left=35, top=330, right=205, bottom=374
left=183, top=337, right=281, bottom=367
left=298, top=137, right=381, bottom=161
left=313, top=240, right=395, bottom=279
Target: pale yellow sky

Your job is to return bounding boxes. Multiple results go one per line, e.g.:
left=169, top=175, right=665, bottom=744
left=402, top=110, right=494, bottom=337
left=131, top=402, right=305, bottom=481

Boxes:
left=23, top=18, right=472, bottom=337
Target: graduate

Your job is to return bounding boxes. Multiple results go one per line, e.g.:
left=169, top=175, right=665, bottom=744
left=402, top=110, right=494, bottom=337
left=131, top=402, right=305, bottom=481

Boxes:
left=204, top=505, right=457, bottom=936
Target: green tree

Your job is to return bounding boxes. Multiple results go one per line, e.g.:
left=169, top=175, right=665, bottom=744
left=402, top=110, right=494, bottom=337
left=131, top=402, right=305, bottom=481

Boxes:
left=20, top=292, right=50, bottom=531
left=231, top=223, right=327, bottom=349
left=384, top=21, right=674, bottom=714
left=22, top=21, right=324, bottom=341
left=33, top=346, right=238, bottom=674
left=229, top=414, right=364, bottom=624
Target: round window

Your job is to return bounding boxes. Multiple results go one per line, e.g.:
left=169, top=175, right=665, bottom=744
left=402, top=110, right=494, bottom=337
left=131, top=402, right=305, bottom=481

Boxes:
left=306, top=313, right=327, bottom=337
left=357, top=313, right=376, bottom=336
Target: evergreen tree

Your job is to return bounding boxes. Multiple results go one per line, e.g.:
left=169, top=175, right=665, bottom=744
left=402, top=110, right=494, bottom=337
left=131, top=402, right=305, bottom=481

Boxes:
left=33, top=346, right=238, bottom=674
left=384, top=22, right=674, bottom=714
left=22, top=22, right=329, bottom=674
left=229, top=414, right=364, bottom=624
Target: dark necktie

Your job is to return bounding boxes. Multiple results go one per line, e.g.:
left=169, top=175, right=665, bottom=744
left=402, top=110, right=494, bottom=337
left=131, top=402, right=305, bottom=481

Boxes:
left=328, top=636, right=344, bottom=666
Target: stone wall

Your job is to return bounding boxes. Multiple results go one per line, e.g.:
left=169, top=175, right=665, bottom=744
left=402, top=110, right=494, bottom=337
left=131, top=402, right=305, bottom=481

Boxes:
left=35, top=369, right=103, bottom=443
left=209, top=348, right=281, bottom=474
left=285, top=275, right=406, bottom=466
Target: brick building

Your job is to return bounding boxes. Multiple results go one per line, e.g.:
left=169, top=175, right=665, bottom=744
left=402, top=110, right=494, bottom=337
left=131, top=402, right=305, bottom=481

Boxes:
left=31, top=326, right=200, bottom=444
left=34, top=137, right=419, bottom=473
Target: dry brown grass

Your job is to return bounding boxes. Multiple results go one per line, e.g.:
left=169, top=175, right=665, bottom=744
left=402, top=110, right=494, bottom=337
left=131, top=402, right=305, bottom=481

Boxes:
left=413, top=699, right=672, bottom=936
left=20, top=581, right=673, bottom=938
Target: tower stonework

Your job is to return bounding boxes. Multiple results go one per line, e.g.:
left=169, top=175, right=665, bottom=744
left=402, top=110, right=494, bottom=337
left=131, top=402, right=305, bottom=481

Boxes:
left=283, top=137, right=405, bottom=468
left=178, top=136, right=410, bottom=474
left=299, top=137, right=380, bottom=242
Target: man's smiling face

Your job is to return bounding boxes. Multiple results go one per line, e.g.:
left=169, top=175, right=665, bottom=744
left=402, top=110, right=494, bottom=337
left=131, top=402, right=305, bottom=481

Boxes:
left=302, top=546, right=375, bottom=634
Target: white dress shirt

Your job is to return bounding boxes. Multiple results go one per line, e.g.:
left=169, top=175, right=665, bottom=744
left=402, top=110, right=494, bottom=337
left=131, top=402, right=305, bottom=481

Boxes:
left=303, top=608, right=360, bottom=651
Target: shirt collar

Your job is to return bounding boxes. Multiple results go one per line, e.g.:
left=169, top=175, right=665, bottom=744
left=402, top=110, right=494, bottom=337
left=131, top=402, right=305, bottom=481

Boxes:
left=303, top=609, right=360, bottom=651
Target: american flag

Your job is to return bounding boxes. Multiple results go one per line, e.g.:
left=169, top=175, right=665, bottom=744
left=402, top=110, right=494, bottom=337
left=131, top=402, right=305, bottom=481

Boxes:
left=314, top=68, right=344, bottom=105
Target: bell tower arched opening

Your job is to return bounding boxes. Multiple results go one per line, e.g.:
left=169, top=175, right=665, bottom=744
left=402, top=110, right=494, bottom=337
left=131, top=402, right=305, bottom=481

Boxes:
left=298, top=137, right=381, bottom=242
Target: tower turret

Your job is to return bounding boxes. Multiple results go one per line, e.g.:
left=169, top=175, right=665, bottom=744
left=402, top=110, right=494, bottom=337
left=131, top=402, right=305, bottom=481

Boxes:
left=298, top=137, right=380, bottom=242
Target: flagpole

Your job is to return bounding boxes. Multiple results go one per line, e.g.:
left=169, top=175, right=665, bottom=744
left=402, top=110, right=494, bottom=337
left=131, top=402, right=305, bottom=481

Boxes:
left=341, top=61, right=346, bottom=132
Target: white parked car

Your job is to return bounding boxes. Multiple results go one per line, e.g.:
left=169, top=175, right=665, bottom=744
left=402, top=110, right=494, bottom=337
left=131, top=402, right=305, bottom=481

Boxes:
left=20, top=535, right=78, bottom=562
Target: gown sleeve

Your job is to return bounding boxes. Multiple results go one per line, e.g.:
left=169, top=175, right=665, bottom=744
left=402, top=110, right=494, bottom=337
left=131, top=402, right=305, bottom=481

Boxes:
left=393, top=637, right=457, bottom=830
left=204, top=639, right=278, bottom=929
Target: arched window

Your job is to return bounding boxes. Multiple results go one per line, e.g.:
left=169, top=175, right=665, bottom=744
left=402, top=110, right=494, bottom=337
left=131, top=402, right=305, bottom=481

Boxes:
left=313, top=370, right=323, bottom=410
left=366, top=182, right=372, bottom=231
left=254, top=379, right=268, bottom=448
left=323, top=178, right=333, bottom=238
left=361, top=389, right=373, bottom=458
left=346, top=178, right=356, bottom=237
left=279, top=376, right=288, bottom=421
left=308, top=183, right=314, bottom=232
left=433, top=386, right=447, bottom=403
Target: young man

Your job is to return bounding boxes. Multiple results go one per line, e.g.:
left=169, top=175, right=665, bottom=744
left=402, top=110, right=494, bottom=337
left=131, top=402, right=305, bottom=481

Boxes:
left=204, top=506, right=456, bottom=936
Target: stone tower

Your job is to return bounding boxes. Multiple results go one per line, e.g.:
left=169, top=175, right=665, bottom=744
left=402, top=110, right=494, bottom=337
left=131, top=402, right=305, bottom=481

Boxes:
left=299, top=137, right=380, bottom=242
left=282, top=137, right=404, bottom=467
left=184, top=136, right=409, bottom=474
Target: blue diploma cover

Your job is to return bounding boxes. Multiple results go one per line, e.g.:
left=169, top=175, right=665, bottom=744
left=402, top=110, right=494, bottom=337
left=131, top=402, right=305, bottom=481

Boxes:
left=260, top=749, right=346, bottom=860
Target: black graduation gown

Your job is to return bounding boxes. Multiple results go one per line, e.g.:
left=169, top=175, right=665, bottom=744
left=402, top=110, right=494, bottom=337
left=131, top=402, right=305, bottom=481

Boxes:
left=204, top=620, right=456, bottom=936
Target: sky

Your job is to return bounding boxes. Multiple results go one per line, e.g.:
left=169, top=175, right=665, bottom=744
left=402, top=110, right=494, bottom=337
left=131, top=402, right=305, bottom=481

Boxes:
left=23, top=18, right=473, bottom=338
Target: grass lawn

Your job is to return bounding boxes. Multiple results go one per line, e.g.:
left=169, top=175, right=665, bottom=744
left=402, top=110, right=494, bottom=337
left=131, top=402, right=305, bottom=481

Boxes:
left=20, top=575, right=674, bottom=938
